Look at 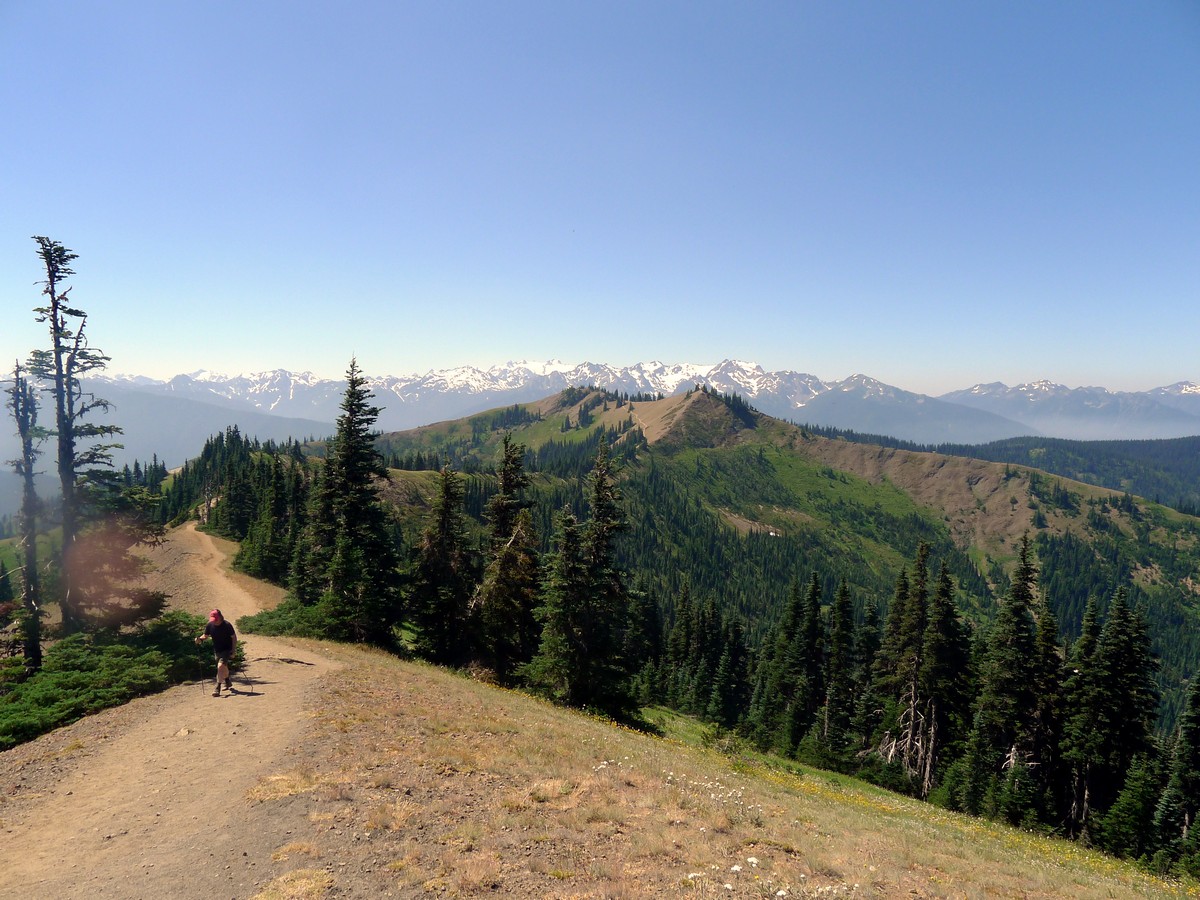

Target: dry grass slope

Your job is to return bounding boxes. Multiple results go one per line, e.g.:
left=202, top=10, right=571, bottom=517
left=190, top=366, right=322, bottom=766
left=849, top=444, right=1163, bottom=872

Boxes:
left=245, top=642, right=1198, bottom=899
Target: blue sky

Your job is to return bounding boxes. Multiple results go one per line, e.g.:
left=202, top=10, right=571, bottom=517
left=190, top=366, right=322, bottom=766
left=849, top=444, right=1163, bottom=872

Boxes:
left=2, top=1, right=1197, bottom=395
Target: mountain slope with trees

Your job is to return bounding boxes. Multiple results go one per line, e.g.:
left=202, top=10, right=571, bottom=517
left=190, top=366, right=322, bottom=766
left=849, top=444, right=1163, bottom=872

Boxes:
left=137, top=382, right=1200, bottom=875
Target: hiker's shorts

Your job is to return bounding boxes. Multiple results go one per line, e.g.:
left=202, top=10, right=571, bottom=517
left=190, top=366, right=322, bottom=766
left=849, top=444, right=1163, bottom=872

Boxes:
left=214, top=652, right=233, bottom=667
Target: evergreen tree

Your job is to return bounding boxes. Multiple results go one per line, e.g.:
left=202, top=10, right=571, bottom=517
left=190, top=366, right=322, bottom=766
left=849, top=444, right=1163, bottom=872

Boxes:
left=292, top=360, right=399, bottom=644
left=799, top=571, right=826, bottom=728
left=472, top=507, right=541, bottom=684
left=706, top=618, right=751, bottom=729
left=849, top=596, right=883, bottom=752
left=822, top=581, right=856, bottom=753
left=523, top=508, right=590, bottom=704
left=871, top=567, right=913, bottom=734
left=882, top=546, right=931, bottom=783
left=1096, top=752, right=1165, bottom=859
left=411, top=465, right=475, bottom=662
left=524, top=441, right=635, bottom=716
left=961, top=536, right=1040, bottom=819
left=237, top=456, right=296, bottom=583
left=1030, top=587, right=1066, bottom=823
left=1153, top=670, right=1200, bottom=872
left=1093, top=589, right=1159, bottom=813
left=5, top=361, right=44, bottom=670
left=684, top=598, right=726, bottom=715
left=1062, top=594, right=1106, bottom=838
left=485, top=433, right=530, bottom=548
left=471, top=432, right=539, bottom=681
left=916, top=564, right=974, bottom=798
left=27, top=237, right=122, bottom=632
left=290, top=464, right=335, bottom=604
left=664, top=581, right=696, bottom=708
left=623, top=581, right=663, bottom=703
left=746, top=577, right=805, bottom=753
left=577, top=438, right=636, bottom=714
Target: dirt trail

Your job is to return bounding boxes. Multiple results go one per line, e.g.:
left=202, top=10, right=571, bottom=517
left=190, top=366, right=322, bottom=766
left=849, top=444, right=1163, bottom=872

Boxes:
left=0, top=523, right=339, bottom=900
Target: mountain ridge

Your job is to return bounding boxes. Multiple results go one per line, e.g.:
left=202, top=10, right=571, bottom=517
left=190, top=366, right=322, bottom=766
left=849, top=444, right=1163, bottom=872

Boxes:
left=93, top=360, right=1200, bottom=443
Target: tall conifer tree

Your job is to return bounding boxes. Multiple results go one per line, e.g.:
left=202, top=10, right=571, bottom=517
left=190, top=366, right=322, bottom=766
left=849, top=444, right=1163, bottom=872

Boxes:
left=850, top=596, right=883, bottom=752
left=485, top=433, right=530, bottom=548
left=578, top=438, right=635, bottom=713
left=1092, top=589, right=1158, bottom=813
left=822, top=581, right=856, bottom=753
left=1030, top=588, right=1066, bottom=823
left=472, top=508, right=541, bottom=684
left=799, top=572, right=826, bottom=727
left=28, top=237, right=122, bottom=632
left=523, top=508, right=589, bottom=704
left=1062, top=593, right=1105, bottom=836
left=1153, top=670, right=1200, bottom=872
left=961, top=536, right=1040, bottom=819
left=871, top=567, right=912, bottom=732
left=916, top=564, right=973, bottom=797
left=6, top=361, right=44, bottom=670
left=411, top=465, right=474, bottom=662
left=747, top=577, right=806, bottom=753
left=525, top=440, right=634, bottom=715
left=298, top=360, right=399, bottom=644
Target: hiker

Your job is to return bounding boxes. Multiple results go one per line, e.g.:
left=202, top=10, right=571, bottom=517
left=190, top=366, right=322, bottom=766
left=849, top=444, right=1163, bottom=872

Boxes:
left=196, top=608, right=236, bottom=697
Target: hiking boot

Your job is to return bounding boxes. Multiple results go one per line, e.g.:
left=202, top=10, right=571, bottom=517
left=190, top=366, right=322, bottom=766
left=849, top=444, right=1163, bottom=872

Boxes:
left=224, top=677, right=232, bottom=689
left=213, top=684, right=222, bottom=697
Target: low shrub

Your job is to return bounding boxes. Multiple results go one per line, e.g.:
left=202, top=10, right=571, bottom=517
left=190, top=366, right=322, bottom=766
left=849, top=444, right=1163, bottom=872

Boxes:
left=0, top=611, right=219, bottom=750
left=238, top=597, right=328, bottom=638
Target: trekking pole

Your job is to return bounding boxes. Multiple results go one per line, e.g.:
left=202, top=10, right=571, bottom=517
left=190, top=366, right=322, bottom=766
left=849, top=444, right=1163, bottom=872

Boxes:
left=195, top=635, right=213, bottom=696
left=234, top=656, right=255, bottom=696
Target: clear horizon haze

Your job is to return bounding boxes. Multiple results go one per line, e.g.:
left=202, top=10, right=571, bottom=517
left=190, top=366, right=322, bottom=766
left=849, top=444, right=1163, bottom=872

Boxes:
left=2, top=2, right=1198, bottom=396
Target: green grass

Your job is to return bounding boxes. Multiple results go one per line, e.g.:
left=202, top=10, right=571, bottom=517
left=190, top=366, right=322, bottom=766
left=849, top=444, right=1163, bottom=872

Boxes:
left=0, top=530, right=62, bottom=578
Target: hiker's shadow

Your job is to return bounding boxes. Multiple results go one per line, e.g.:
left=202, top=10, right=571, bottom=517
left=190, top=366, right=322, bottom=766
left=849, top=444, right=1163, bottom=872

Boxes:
left=225, top=679, right=275, bottom=697
left=230, top=655, right=318, bottom=697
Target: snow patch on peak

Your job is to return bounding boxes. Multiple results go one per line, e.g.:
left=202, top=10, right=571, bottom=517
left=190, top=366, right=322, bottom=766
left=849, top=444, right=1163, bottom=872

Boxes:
left=102, top=372, right=167, bottom=387
left=717, top=358, right=763, bottom=372
left=840, top=373, right=881, bottom=389
left=967, top=382, right=1009, bottom=395
left=1019, top=380, right=1067, bottom=393
left=501, top=359, right=576, bottom=376
left=187, top=369, right=231, bottom=383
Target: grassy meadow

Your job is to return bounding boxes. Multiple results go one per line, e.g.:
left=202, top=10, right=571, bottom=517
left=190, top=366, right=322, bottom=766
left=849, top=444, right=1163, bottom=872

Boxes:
left=248, top=641, right=1199, bottom=899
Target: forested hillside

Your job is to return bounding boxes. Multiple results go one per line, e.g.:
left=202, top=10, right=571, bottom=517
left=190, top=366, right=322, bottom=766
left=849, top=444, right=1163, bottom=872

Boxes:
left=371, top=388, right=1200, bottom=712
left=151, top=383, right=1200, bottom=876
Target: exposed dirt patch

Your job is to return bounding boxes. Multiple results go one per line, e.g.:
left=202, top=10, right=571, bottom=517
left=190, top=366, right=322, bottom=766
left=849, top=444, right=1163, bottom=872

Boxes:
left=0, top=524, right=339, bottom=899
left=803, top=440, right=1036, bottom=556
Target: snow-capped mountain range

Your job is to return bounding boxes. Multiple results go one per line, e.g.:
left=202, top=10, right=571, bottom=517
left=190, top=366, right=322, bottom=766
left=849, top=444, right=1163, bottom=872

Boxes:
left=92, top=360, right=1200, bottom=446
left=5, top=360, right=1200, bottom=520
